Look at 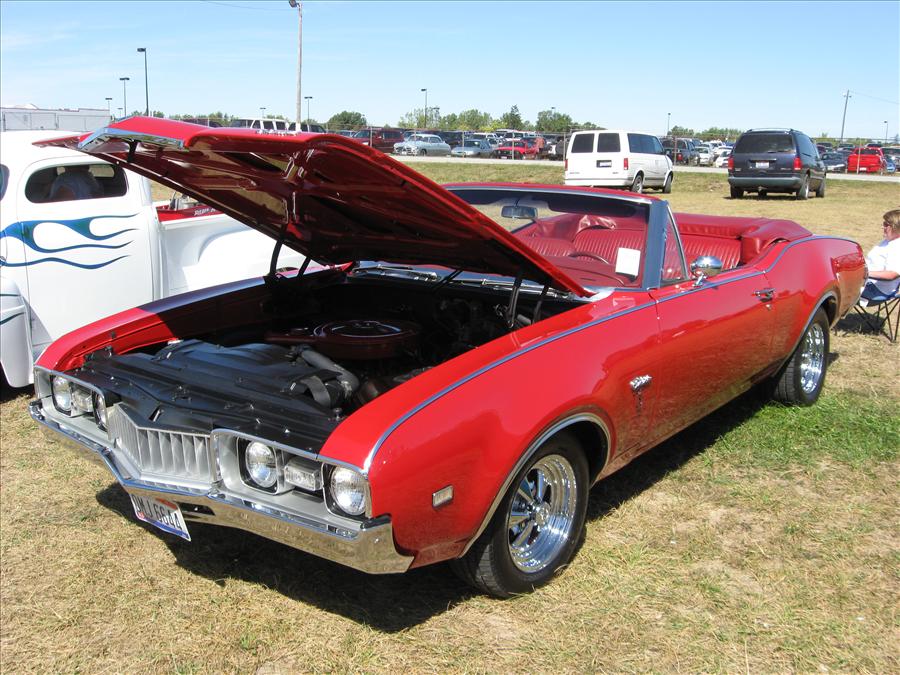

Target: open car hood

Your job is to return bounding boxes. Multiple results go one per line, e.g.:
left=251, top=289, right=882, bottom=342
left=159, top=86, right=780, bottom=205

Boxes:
left=38, top=117, right=588, bottom=296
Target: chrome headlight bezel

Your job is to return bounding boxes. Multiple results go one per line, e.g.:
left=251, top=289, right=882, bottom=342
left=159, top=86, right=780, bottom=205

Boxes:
left=325, top=465, right=370, bottom=518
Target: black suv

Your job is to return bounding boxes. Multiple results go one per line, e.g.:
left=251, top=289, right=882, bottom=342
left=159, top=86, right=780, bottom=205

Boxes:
left=728, top=129, right=825, bottom=200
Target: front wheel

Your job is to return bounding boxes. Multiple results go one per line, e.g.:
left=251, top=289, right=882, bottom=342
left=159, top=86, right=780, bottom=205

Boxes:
left=630, top=173, right=644, bottom=193
left=773, top=308, right=829, bottom=405
left=451, top=431, right=589, bottom=598
left=662, top=173, right=673, bottom=193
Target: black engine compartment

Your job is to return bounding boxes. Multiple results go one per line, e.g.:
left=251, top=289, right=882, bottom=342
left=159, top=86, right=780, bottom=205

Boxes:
left=74, top=275, right=576, bottom=450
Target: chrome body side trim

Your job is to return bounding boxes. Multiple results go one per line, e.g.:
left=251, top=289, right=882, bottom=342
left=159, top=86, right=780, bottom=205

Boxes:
left=29, top=399, right=412, bottom=575
left=460, top=413, right=610, bottom=556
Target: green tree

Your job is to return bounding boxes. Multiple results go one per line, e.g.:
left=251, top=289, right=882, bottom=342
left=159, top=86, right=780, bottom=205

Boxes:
left=669, top=125, right=694, bottom=137
left=398, top=108, right=427, bottom=128
left=328, top=110, right=367, bottom=128
left=499, top=105, right=524, bottom=130
left=535, top=109, right=574, bottom=133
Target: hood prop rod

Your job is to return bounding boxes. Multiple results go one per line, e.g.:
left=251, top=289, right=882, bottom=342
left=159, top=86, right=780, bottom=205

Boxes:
left=505, top=270, right=524, bottom=329
left=267, top=220, right=291, bottom=280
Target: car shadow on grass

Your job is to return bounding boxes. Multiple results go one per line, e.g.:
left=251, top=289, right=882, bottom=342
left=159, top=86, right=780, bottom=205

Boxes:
left=93, top=386, right=777, bottom=631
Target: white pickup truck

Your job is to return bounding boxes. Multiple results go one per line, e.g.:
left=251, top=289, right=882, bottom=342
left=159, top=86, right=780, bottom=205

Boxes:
left=0, top=130, right=304, bottom=388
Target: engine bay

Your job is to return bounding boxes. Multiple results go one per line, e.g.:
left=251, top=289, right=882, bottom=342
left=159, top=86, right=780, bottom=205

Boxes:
left=71, top=275, right=578, bottom=451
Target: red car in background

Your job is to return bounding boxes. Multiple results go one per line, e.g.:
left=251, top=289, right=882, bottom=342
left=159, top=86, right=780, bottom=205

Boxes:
left=495, top=139, right=539, bottom=160
left=847, top=147, right=886, bottom=173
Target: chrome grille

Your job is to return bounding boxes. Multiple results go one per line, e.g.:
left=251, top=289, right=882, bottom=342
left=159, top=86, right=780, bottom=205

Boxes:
left=108, top=406, right=215, bottom=484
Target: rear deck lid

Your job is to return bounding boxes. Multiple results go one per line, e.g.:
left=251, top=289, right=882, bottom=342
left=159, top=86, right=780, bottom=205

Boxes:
left=37, top=117, right=588, bottom=296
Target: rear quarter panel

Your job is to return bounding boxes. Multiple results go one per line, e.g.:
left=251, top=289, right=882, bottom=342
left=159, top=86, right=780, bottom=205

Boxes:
left=762, top=237, right=864, bottom=359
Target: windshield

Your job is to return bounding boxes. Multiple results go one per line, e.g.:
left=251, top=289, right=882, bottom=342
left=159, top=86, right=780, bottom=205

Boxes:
left=463, top=140, right=481, bottom=147
left=352, top=130, right=372, bottom=138
left=447, top=187, right=652, bottom=289
left=734, top=133, right=794, bottom=153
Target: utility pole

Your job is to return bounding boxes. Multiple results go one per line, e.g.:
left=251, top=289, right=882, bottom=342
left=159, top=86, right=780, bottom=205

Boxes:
left=289, top=1, right=302, bottom=127
left=839, top=90, right=851, bottom=146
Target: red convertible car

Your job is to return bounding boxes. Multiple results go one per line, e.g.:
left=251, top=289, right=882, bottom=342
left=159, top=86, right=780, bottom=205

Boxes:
left=31, top=118, right=865, bottom=597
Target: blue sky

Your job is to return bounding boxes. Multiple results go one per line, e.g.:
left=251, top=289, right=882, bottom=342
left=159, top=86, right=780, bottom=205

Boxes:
left=1, top=0, right=898, bottom=138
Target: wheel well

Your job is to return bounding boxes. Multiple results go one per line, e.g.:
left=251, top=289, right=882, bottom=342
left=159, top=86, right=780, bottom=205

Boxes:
left=821, top=295, right=838, bottom=325
left=562, top=420, right=609, bottom=481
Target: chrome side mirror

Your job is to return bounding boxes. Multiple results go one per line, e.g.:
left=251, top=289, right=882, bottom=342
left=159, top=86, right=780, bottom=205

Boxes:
left=690, top=255, right=723, bottom=286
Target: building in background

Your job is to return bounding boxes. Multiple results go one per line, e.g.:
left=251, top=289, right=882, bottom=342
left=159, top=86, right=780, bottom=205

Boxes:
left=0, top=104, right=109, bottom=131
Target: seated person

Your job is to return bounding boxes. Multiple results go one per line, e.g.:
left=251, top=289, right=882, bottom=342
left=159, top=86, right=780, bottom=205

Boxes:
left=49, top=165, right=103, bottom=201
left=860, top=209, right=900, bottom=303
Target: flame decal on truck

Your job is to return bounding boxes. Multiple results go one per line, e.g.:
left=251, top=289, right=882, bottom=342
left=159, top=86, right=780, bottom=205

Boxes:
left=0, top=214, right=136, bottom=268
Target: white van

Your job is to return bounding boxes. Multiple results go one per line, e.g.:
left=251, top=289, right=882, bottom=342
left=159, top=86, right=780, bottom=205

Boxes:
left=564, top=129, right=673, bottom=194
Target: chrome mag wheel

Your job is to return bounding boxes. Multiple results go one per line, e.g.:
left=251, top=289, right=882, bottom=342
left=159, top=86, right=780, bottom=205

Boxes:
left=799, top=323, right=825, bottom=394
left=506, top=454, right=578, bottom=573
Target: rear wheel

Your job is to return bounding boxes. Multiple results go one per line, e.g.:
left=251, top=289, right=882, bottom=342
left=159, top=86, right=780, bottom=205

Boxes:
left=773, top=309, right=829, bottom=405
left=662, top=173, right=673, bottom=193
left=451, top=431, right=589, bottom=598
left=758, top=189, right=768, bottom=199
left=630, top=173, right=644, bottom=194
left=730, top=185, right=744, bottom=199
left=795, top=175, right=809, bottom=200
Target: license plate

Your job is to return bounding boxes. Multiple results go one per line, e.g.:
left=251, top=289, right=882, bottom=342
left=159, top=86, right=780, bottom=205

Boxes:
left=754, top=161, right=770, bottom=168
left=130, top=493, right=191, bottom=541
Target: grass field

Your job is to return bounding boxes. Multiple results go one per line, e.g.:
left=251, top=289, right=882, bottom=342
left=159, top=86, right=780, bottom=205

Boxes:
left=4, top=165, right=899, bottom=673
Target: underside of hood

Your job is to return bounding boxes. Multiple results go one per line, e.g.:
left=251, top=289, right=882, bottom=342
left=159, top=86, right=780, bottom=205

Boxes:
left=38, top=117, right=587, bottom=296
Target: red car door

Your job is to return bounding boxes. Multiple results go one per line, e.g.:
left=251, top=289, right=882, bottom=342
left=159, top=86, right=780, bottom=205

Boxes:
left=646, top=218, right=777, bottom=442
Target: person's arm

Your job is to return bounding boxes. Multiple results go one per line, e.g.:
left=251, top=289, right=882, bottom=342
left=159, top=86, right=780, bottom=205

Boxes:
left=868, top=269, right=899, bottom=281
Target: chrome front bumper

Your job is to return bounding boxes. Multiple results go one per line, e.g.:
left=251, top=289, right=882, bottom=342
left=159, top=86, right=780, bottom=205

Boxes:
left=30, top=400, right=413, bottom=574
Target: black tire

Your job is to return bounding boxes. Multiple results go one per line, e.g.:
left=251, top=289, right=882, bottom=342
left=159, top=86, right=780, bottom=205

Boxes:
left=815, top=177, right=826, bottom=198
left=795, top=175, right=809, bottom=200
left=662, top=173, right=673, bottom=194
left=758, top=189, right=768, bottom=199
left=630, top=173, right=644, bottom=194
left=730, top=185, right=743, bottom=199
left=451, top=431, right=589, bottom=598
left=773, top=309, right=829, bottom=405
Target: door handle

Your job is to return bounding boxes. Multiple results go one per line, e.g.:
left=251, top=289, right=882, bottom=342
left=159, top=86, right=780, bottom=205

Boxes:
left=754, top=288, right=775, bottom=302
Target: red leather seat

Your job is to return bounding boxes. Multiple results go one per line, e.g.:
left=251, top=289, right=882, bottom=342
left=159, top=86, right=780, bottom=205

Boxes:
left=680, top=235, right=742, bottom=270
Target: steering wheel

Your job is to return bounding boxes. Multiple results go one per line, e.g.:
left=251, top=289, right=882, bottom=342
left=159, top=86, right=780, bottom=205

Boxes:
left=567, top=251, right=610, bottom=264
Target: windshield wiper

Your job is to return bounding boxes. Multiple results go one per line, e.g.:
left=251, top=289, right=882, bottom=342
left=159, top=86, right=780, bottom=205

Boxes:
left=350, top=264, right=441, bottom=282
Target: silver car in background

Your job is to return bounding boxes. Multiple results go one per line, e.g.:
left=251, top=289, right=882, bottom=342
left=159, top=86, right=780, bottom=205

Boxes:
left=393, top=134, right=451, bottom=156
left=450, top=139, right=494, bottom=158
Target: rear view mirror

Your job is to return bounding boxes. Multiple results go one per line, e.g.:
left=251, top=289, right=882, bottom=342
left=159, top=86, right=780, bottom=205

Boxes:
left=501, top=205, right=538, bottom=220
left=690, top=255, right=724, bottom=286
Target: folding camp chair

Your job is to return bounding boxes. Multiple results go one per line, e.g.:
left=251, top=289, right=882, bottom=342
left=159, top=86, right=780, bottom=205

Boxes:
left=853, top=285, right=900, bottom=342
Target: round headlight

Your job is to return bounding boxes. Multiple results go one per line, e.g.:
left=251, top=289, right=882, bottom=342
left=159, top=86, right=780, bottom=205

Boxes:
left=330, top=467, right=368, bottom=516
left=244, top=442, right=277, bottom=489
left=52, top=376, right=73, bottom=413
left=93, top=393, right=108, bottom=429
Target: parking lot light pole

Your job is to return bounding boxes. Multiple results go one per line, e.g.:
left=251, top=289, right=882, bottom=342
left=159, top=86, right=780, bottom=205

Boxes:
left=105, top=97, right=113, bottom=119
left=137, top=47, right=149, bottom=115
left=421, top=88, right=427, bottom=128
left=119, top=77, right=130, bottom=116
left=288, top=0, right=302, bottom=129
left=260, top=107, right=266, bottom=120
left=666, top=112, right=671, bottom=137
left=305, top=96, right=313, bottom=125
left=885, top=120, right=889, bottom=144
